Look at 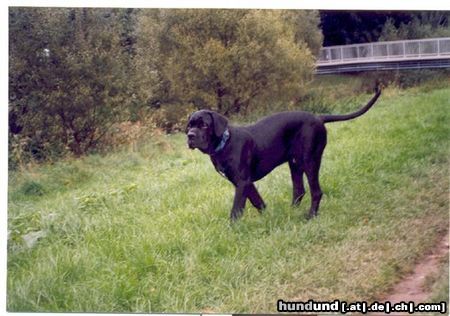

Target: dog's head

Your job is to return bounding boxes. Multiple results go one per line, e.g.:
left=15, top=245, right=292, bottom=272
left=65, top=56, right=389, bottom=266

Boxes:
left=186, top=110, right=228, bottom=154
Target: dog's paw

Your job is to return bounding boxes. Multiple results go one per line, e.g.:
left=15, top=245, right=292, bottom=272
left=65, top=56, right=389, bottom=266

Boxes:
left=306, top=211, right=318, bottom=221
left=256, top=202, right=266, bottom=213
left=230, top=209, right=244, bottom=222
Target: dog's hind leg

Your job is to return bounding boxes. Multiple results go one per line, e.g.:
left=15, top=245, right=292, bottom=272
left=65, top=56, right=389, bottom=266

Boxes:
left=304, top=158, right=323, bottom=219
left=289, top=159, right=306, bottom=206
left=302, top=126, right=327, bottom=219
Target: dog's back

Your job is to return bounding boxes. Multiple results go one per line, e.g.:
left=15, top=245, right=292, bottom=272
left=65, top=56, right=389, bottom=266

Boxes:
left=244, top=111, right=322, bottom=147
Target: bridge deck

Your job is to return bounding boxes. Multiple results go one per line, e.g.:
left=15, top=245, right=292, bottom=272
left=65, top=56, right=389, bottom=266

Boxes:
left=317, top=37, right=450, bottom=70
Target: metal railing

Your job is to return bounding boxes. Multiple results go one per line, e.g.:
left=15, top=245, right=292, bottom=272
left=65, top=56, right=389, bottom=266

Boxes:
left=318, top=37, right=450, bottom=66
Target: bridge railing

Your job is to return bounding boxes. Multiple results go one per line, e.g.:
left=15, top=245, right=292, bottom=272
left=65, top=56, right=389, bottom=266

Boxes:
left=318, top=37, right=450, bottom=65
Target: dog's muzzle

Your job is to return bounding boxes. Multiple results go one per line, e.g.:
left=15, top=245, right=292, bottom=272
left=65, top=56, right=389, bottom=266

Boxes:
left=187, top=131, right=196, bottom=149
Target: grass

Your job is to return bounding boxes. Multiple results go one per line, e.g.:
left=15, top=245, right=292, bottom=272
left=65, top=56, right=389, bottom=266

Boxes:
left=430, top=261, right=450, bottom=305
left=7, top=86, right=450, bottom=313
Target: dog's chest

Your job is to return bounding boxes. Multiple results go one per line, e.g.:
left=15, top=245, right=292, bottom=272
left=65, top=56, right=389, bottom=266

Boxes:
left=211, top=157, right=232, bottom=180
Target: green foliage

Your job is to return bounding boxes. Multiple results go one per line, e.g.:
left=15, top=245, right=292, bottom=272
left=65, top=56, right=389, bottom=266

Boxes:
left=150, top=103, right=195, bottom=133
left=136, top=9, right=321, bottom=115
left=347, top=69, right=450, bottom=94
left=10, top=7, right=449, bottom=169
left=319, top=11, right=395, bottom=45
left=9, top=8, right=322, bottom=165
left=380, top=12, right=450, bottom=41
left=9, top=8, right=133, bottom=159
left=320, top=11, right=449, bottom=46
left=230, top=71, right=444, bottom=124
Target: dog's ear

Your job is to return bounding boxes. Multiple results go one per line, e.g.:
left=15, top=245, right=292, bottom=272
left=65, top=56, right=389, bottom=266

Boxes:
left=209, top=111, right=229, bottom=138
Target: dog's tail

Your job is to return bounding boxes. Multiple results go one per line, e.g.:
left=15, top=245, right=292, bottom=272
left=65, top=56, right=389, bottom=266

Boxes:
left=319, top=85, right=382, bottom=124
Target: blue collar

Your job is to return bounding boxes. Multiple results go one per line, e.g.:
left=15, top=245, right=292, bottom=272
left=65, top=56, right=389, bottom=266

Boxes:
left=214, top=129, right=230, bottom=153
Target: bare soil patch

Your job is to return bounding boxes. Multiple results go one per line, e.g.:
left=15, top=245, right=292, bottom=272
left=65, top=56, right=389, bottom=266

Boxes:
left=383, top=231, right=449, bottom=305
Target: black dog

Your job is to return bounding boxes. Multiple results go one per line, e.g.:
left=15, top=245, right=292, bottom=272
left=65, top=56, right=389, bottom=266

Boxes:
left=186, top=87, right=381, bottom=221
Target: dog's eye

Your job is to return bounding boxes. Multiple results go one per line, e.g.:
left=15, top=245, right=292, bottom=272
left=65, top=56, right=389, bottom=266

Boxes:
left=199, top=122, right=208, bottom=129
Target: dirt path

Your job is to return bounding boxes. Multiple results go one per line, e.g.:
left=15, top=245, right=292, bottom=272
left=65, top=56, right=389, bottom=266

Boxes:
left=380, top=231, right=449, bottom=312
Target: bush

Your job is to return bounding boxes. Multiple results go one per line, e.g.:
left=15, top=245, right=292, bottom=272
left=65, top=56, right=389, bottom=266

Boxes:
left=99, top=115, right=159, bottom=152
left=9, top=8, right=132, bottom=159
left=354, top=69, right=450, bottom=91
left=136, top=9, right=321, bottom=115
left=151, top=103, right=196, bottom=133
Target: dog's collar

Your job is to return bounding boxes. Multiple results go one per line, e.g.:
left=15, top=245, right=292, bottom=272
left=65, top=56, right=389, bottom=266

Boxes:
left=214, top=129, right=230, bottom=153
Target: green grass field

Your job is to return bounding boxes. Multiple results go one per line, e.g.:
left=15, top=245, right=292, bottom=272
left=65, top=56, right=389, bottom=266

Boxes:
left=7, top=87, right=449, bottom=313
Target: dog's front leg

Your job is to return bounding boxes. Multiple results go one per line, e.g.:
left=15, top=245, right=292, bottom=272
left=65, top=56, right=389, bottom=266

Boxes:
left=230, top=182, right=266, bottom=221
left=229, top=139, right=259, bottom=221
left=246, top=183, right=266, bottom=212
left=230, top=182, right=248, bottom=221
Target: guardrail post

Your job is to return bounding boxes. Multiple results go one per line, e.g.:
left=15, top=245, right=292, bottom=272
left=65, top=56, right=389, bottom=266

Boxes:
left=403, top=41, right=406, bottom=59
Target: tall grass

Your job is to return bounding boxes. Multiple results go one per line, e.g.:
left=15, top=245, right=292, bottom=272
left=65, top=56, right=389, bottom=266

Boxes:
left=7, top=87, right=449, bottom=312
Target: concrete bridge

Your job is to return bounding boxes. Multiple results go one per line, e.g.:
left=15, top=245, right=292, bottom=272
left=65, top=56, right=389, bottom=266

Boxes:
left=316, top=37, right=450, bottom=74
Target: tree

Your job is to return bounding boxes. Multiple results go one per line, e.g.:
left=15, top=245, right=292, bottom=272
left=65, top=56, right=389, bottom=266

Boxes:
left=9, top=8, right=132, bottom=157
left=320, top=11, right=450, bottom=46
left=379, top=12, right=450, bottom=41
left=9, top=8, right=324, bottom=161
left=319, top=11, right=397, bottom=46
left=136, top=9, right=322, bottom=115
left=132, top=9, right=164, bottom=109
